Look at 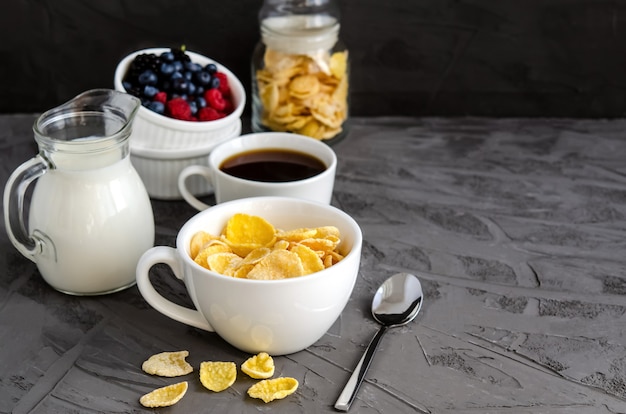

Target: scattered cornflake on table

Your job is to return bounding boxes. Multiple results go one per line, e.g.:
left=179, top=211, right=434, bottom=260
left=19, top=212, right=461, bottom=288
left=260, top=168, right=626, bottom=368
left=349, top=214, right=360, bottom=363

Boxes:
left=247, top=377, right=298, bottom=403
left=142, top=350, right=193, bottom=377
left=199, top=361, right=237, bottom=392
left=139, top=381, right=188, bottom=408
left=241, top=352, right=275, bottom=379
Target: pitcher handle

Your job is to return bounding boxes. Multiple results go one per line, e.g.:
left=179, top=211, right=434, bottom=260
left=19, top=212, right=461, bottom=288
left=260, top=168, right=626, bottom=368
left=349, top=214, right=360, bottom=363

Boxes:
left=3, top=155, right=54, bottom=262
left=178, top=165, right=213, bottom=211
left=136, top=246, right=214, bottom=332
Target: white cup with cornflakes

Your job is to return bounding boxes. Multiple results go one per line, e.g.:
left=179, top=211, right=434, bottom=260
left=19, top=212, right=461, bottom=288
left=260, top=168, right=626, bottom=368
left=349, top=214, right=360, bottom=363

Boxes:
left=177, top=132, right=337, bottom=210
left=135, top=196, right=362, bottom=355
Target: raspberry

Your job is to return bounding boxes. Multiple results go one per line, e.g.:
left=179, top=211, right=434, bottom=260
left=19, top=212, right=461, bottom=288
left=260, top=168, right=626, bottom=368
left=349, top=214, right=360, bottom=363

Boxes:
left=166, top=97, right=194, bottom=121
left=205, top=88, right=226, bottom=112
left=222, top=98, right=234, bottom=115
left=154, top=91, right=167, bottom=103
left=198, top=107, right=224, bottom=121
left=214, top=72, right=230, bottom=96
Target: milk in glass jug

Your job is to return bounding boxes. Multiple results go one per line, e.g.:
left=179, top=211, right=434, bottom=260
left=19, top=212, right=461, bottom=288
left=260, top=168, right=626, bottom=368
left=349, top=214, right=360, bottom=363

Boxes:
left=3, top=89, right=155, bottom=295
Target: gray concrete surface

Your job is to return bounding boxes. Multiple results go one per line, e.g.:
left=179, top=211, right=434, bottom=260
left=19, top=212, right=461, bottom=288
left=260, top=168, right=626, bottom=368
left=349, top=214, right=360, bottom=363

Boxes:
left=1, top=115, right=625, bottom=413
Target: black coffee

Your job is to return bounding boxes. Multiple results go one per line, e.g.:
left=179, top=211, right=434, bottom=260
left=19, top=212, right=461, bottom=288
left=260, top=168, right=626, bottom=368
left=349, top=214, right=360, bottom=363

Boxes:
left=220, top=149, right=326, bottom=182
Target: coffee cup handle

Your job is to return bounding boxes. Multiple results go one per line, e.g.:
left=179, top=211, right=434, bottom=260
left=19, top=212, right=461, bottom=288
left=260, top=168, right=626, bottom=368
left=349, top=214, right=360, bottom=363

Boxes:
left=178, top=165, right=213, bottom=211
left=136, top=246, right=214, bottom=332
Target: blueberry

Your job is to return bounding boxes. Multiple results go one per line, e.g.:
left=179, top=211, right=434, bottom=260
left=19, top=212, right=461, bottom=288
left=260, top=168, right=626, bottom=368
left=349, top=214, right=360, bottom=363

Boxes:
left=170, top=72, right=183, bottom=80
left=122, top=81, right=132, bottom=91
left=196, top=86, right=205, bottom=96
left=160, top=51, right=175, bottom=62
left=195, top=71, right=211, bottom=86
left=189, top=101, right=198, bottom=115
left=172, top=77, right=189, bottom=93
left=138, top=70, right=158, bottom=85
left=185, top=62, right=202, bottom=72
left=196, top=96, right=207, bottom=108
left=187, top=82, right=197, bottom=96
left=184, top=71, right=193, bottom=81
left=160, top=62, right=175, bottom=76
left=143, top=85, right=159, bottom=98
left=146, top=101, right=165, bottom=114
left=210, top=77, right=220, bottom=89
left=173, top=61, right=184, bottom=72
left=205, top=63, right=218, bottom=74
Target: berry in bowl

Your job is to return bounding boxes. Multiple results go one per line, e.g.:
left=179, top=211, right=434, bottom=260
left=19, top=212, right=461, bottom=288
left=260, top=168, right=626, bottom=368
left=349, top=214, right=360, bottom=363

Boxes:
left=114, top=47, right=246, bottom=199
left=121, top=47, right=237, bottom=123
left=114, top=46, right=245, bottom=150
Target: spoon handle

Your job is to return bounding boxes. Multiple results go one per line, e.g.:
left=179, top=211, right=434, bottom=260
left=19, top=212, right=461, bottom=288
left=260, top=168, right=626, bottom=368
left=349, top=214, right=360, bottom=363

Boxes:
left=334, top=325, right=388, bottom=411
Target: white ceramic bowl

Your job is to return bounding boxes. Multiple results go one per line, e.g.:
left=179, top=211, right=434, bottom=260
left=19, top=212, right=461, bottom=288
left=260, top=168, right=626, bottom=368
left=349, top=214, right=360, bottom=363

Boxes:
left=114, top=47, right=245, bottom=198
left=114, top=47, right=246, bottom=151
left=136, top=196, right=363, bottom=355
left=131, top=119, right=242, bottom=199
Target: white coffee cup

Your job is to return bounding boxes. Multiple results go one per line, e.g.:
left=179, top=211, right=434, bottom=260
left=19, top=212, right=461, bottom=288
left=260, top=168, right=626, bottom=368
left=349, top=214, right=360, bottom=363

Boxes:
left=178, top=132, right=337, bottom=210
left=135, top=196, right=362, bottom=355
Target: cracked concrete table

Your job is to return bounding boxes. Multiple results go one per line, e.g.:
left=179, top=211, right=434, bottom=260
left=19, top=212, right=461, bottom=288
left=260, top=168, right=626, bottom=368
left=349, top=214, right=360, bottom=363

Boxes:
left=1, top=115, right=625, bottom=413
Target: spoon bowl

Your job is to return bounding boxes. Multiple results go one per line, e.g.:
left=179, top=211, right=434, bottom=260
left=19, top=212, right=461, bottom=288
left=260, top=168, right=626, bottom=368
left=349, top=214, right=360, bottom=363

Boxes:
left=335, top=272, right=423, bottom=411
left=372, top=272, right=423, bottom=326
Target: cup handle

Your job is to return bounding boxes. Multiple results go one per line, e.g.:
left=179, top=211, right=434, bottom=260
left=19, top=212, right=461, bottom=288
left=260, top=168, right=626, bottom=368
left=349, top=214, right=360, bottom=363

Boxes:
left=136, top=246, right=214, bottom=332
left=178, top=165, right=213, bottom=211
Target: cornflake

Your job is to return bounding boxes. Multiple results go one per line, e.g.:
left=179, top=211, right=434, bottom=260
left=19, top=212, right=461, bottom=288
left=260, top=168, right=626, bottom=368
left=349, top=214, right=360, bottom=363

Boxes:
left=141, top=350, right=193, bottom=377
left=241, top=352, right=275, bottom=379
left=247, top=377, right=299, bottom=403
left=224, top=213, right=277, bottom=257
left=139, top=381, right=188, bottom=408
left=199, top=361, right=237, bottom=392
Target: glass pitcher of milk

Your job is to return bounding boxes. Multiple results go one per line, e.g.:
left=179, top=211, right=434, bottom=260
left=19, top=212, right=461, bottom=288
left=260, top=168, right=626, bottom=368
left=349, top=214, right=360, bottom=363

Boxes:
left=3, top=89, right=155, bottom=295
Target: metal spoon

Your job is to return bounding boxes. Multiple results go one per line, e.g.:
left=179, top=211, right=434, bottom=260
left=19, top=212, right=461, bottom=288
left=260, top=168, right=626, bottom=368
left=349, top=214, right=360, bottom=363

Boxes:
left=335, top=272, right=424, bottom=411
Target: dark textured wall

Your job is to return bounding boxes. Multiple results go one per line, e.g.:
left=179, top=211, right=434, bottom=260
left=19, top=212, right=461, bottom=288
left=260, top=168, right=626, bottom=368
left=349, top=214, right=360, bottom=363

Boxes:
left=3, top=0, right=626, bottom=117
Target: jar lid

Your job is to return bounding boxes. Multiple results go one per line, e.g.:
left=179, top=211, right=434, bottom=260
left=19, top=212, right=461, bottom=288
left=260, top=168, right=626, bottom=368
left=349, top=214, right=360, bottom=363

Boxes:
left=261, top=15, right=339, bottom=54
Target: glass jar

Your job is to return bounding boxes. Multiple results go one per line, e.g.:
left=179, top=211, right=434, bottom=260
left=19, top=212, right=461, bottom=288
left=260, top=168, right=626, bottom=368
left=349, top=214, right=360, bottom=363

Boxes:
left=251, top=0, right=349, bottom=143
